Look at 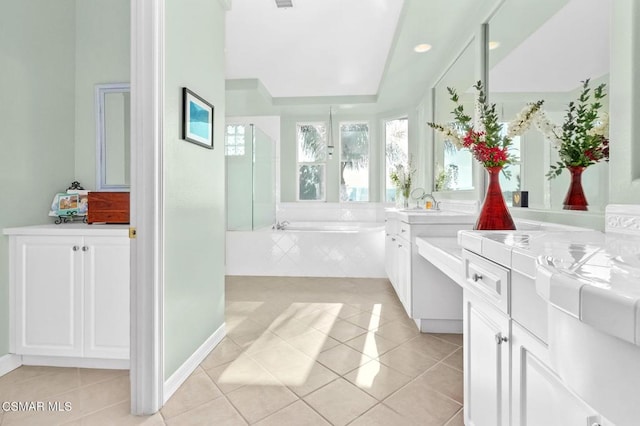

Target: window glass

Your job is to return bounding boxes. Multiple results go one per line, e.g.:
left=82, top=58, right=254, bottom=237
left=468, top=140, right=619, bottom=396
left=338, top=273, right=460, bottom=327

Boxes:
left=225, top=124, right=245, bottom=156
left=340, top=122, right=369, bottom=202
left=385, top=118, right=409, bottom=201
left=297, top=123, right=327, bottom=201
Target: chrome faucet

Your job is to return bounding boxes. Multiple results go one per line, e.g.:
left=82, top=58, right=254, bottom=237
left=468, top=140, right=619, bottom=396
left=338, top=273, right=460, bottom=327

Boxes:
left=273, top=221, right=290, bottom=230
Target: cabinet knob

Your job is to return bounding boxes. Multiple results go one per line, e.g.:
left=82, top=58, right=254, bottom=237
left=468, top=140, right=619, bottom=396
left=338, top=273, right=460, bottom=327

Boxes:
left=82, top=246, right=89, bottom=252
left=391, top=238, right=396, bottom=242
left=495, top=333, right=508, bottom=345
left=398, top=244, right=402, bottom=248
left=472, top=273, right=483, bottom=282
left=72, top=246, right=80, bottom=251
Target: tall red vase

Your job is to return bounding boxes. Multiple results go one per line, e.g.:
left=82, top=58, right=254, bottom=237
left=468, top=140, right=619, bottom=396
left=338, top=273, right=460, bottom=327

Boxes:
left=475, top=166, right=516, bottom=230
left=563, top=166, right=588, bottom=210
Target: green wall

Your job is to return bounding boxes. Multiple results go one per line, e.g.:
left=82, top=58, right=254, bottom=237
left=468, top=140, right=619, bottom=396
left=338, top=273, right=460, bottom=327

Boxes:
left=163, top=0, right=227, bottom=378
left=0, top=0, right=77, bottom=357
left=74, top=0, right=130, bottom=190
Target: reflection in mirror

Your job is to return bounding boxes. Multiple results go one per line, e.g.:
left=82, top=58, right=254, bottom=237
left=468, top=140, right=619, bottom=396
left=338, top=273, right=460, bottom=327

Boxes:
left=488, top=0, right=610, bottom=211
left=432, top=39, right=476, bottom=192
left=96, top=83, right=131, bottom=191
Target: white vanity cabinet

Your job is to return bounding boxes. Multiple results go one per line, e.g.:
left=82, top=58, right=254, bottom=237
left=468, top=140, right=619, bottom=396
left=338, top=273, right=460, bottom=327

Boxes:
left=459, top=231, right=612, bottom=426
left=462, top=250, right=511, bottom=426
left=385, top=209, right=474, bottom=332
left=5, top=225, right=130, bottom=367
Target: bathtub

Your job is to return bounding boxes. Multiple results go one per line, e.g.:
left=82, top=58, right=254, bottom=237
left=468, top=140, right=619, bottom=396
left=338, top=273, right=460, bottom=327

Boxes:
left=226, top=221, right=386, bottom=278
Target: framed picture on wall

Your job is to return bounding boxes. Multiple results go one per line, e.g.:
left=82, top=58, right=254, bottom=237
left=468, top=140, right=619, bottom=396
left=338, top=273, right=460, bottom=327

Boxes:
left=182, top=87, right=214, bottom=149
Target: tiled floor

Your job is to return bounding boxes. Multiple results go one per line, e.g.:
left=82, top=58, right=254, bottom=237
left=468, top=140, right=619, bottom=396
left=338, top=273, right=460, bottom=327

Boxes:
left=0, top=276, right=464, bottom=425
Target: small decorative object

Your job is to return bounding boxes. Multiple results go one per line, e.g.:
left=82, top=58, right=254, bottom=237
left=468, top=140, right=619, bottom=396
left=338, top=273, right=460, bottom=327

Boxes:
left=389, top=156, right=415, bottom=209
left=49, top=182, right=89, bottom=224
left=428, top=81, right=543, bottom=230
left=182, top=87, right=214, bottom=149
left=534, top=79, right=609, bottom=210
left=87, top=192, right=130, bottom=224
left=512, top=191, right=528, bottom=208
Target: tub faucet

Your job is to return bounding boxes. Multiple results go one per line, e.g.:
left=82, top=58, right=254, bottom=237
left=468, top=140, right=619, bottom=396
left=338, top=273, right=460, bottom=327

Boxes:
left=273, top=221, right=289, bottom=230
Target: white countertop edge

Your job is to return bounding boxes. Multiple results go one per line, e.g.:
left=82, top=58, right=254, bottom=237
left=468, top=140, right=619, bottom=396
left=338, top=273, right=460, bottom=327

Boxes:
left=3, top=224, right=129, bottom=237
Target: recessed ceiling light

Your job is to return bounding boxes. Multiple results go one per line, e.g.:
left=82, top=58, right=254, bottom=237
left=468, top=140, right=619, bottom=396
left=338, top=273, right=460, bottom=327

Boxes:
left=489, top=41, right=500, bottom=50
left=413, top=43, right=432, bottom=53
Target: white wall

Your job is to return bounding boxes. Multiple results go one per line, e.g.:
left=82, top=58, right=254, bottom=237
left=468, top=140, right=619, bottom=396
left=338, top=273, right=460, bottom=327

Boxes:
left=163, top=0, right=227, bottom=378
left=0, top=0, right=77, bottom=357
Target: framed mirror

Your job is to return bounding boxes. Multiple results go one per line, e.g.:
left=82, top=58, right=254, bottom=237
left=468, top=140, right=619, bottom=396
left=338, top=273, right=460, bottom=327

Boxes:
left=432, top=38, right=477, bottom=193
left=96, top=83, right=131, bottom=191
left=487, top=0, right=610, bottom=211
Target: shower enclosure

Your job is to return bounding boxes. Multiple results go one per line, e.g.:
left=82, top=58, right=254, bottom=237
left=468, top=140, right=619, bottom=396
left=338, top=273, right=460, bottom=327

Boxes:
left=225, top=123, right=276, bottom=230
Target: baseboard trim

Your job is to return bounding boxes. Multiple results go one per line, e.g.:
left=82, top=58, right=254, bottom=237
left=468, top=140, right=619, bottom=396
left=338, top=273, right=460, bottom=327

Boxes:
left=163, top=323, right=226, bottom=403
left=21, top=355, right=129, bottom=370
left=0, top=354, right=22, bottom=377
left=418, top=319, right=463, bottom=334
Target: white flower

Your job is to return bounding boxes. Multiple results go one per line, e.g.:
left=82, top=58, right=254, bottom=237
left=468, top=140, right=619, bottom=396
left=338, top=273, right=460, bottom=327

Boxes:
left=533, top=109, right=563, bottom=147
left=587, top=112, right=609, bottom=138
left=507, top=102, right=543, bottom=138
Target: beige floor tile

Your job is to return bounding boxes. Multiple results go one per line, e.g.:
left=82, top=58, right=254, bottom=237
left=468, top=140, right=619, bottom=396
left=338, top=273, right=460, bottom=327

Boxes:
left=349, top=403, right=420, bottom=426
left=378, top=345, right=438, bottom=378
left=401, top=333, right=459, bottom=361
left=76, top=374, right=130, bottom=415
left=164, top=397, right=247, bottom=426
left=445, top=408, right=465, bottom=426
left=343, top=359, right=412, bottom=400
left=316, top=319, right=367, bottom=343
left=0, top=366, right=61, bottom=386
left=249, top=342, right=315, bottom=377
left=199, top=338, right=245, bottom=370
left=234, top=330, right=287, bottom=356
left=253, top=400, right=330, bottom=426
left=285, top=362, right=339, bottom=397
left=384, top=379, right=461, bottom=426
left=432, top=333, right=464, bottom=346
left=8, top=368, right=80, bottom=401
left=371, top=320, right=420, bottom=344
left=343, top=311, right=389, bottom=331
left=204, top=356, right=280, bottom=394
left=226, top=384, right=298, bottom=424
left=416, top=363, right=464, bottom=404
left=295, top=309, right=341, bottom=331
left=78, top=369, right=128, bottom=387
left=443, top=347, right=463, bottom=372
left=304, top=378, right=377, bottom=426
left=316, top=344, right=372, bottom=375
left=370, top=304, right=409, bottom=321
left=227, top=317, right=270, bottom=338
left=63, top=401, right=165, bottom=426
left=161, top=368, right=222, bottom=420
left=344, top=332, right=399, bottom=359
left=285, top=329, right=341, bottom=358
left=267, top=318, right=314, bottom=340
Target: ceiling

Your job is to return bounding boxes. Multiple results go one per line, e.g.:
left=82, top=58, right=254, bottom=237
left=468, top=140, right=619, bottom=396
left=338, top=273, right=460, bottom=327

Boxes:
left=225, top=0, right=404, bottom=98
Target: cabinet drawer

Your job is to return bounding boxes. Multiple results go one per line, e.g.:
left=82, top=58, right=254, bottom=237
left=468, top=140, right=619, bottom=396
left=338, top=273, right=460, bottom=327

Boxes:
left=463, top=250, right=510, bottom=314
left=399, top=222, right=411, bottom=239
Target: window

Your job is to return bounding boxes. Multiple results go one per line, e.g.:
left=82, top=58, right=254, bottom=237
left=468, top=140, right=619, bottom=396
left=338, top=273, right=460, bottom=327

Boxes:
left=385, top=118, right=408, bottom=201
left=225, top=124, right=245, bottom=156
left=340, top=122, right=369, bottom=202
left=297, top=123, right=327, bottom=201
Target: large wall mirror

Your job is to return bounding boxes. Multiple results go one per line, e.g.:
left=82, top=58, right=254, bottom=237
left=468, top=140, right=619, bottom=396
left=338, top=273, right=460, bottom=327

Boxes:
left=432, top=38, right=476, bottom=193
left=488, top=0, right=610, bottom=211
left=96, top=83, right=131, bottom=191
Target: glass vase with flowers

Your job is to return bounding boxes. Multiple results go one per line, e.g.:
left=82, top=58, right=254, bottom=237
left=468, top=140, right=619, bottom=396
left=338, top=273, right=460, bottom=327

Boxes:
left=429, top=81, right=543, bottom=230
left=534, top=79, right=609, bottom=210
left=389, top=157, right=416, bottom=209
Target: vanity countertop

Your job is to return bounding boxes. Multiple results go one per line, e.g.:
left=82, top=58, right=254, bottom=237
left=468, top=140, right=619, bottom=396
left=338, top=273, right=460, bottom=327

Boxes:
left=386, top=208, right=476, bottom=224
left=458, top=225, right=640, bottom=346
left=3, top=223, right=129, bottom=237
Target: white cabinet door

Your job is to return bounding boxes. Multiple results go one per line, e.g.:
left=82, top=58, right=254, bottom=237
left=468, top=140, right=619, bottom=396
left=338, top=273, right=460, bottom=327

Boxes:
left=83, top=236, right=130, bottom=359
left=397, top=240, right=411, bottom=316
left=464, top=290, right=510, bottom=426
left=14, top=236, right=83, bottom=356
left=384, top=233, right=397, bottom=289
left=511, top=322, right=607, bottom=426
